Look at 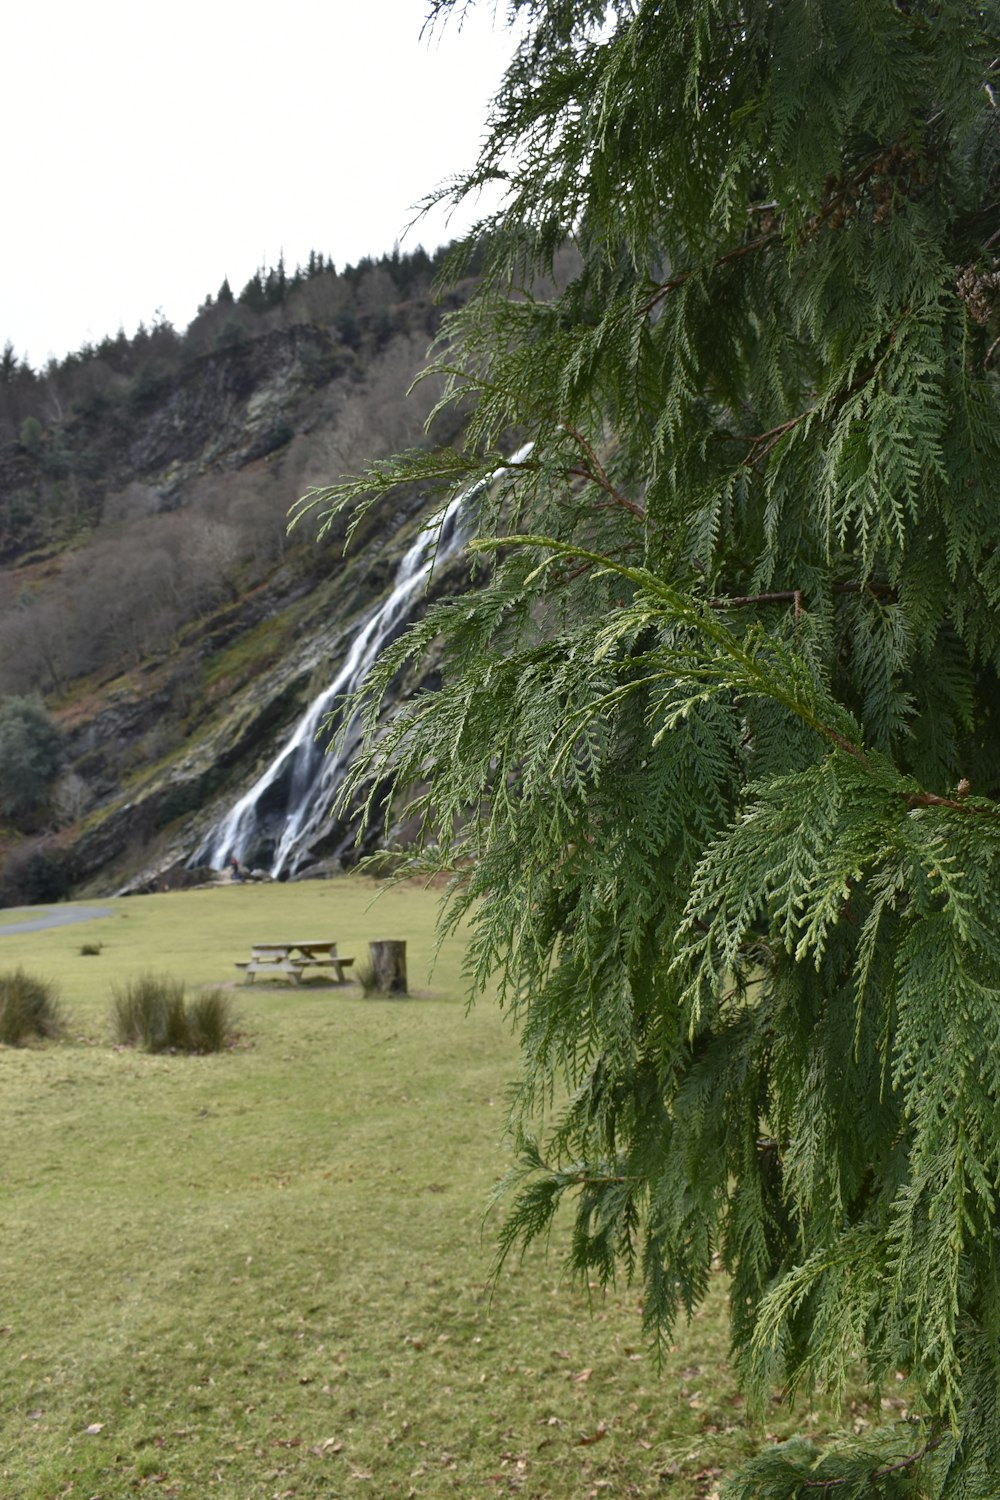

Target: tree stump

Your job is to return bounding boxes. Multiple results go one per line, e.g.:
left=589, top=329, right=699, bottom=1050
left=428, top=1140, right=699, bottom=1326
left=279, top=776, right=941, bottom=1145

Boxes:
left=369, top=940, right=408, bottom=996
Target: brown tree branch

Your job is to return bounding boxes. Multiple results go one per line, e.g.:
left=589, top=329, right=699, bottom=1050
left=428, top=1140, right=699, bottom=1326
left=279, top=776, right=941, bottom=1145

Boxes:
left=707, top=581, right=896, bottom=612
left=643, top=232, right=781, bottom=315
left=799, top=1428, right=948, bottom=1492
left=561, top=421, right=646, bottom=520
left=709, top=589, right=803, bottom=611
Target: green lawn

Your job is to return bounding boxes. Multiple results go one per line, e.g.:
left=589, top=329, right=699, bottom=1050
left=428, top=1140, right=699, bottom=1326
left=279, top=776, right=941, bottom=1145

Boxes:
left=0, top=879, right=869, bottom=1498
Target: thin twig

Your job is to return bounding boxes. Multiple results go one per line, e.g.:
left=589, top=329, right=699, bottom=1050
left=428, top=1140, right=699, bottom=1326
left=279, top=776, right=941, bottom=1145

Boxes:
left=707, top=581, right=895, bottom=611
left=799, top=1428, right=948, bottom=1491
left=709, top=589, right=803, bottom=610
left=907, top=790, right=981, bottom=813
left=562, top=421, right=646, bottom=520
left=643, top=232, right=780, bottom=315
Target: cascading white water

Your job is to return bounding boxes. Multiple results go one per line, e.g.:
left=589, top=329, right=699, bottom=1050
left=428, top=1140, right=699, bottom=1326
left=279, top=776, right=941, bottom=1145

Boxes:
left=195, top=447, right=530, bottom=878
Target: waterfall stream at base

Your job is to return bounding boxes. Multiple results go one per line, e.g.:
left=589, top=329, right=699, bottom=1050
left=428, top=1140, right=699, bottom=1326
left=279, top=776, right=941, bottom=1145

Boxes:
left=193, top=449, right=529, bottom=879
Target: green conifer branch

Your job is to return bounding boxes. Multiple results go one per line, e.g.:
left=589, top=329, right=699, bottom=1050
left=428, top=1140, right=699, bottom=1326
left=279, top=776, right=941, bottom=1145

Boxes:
left=310, top=3, right=1000, bottom=1491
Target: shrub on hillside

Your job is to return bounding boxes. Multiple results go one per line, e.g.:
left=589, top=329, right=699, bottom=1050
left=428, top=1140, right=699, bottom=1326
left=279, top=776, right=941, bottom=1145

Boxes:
left=0, top=698, right=62, bottom=829
left=0, top=839, right=73, bottom=905
left=361, top=847, right=410, bottom=881
left=111, top=974, right=236, bottom=1054
left=0, top=969, right=63, bottom=1046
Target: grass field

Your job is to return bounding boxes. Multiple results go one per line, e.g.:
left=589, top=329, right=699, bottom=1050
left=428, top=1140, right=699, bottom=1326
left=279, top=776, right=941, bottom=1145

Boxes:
left=0, top=878, right=867, bottom=1499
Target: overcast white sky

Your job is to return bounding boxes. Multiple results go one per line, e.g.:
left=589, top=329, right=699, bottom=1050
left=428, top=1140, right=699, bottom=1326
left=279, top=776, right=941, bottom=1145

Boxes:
left=2, top=1, right=516, bottom=369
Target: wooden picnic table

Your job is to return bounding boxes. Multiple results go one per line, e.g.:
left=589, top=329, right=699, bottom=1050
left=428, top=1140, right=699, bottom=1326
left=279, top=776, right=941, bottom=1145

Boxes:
left=235, top=940, right=354, bottom=985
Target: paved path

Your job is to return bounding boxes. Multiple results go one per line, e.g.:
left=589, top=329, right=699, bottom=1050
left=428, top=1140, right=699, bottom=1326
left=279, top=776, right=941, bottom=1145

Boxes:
left=0, top=905, right=115, bottom=936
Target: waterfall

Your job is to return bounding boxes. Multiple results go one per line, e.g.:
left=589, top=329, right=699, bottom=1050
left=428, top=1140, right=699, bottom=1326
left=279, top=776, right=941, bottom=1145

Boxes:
left=194, top=448, right=529, bottom=878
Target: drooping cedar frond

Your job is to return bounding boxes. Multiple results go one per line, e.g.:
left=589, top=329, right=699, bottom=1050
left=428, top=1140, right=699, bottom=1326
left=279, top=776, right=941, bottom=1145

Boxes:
left=296, top=4, right=1000, bottom=1493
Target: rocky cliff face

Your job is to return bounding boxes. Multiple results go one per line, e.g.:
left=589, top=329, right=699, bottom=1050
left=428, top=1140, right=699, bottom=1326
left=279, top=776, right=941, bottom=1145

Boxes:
left=88, top=505, right=462, bottom=898
left=102, top=327, right=359, bottom=484
left=0, top=263, right=477, bottom=901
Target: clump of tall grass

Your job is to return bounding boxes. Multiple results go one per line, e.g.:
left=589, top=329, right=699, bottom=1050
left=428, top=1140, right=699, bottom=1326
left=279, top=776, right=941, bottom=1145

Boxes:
left=185, top=990, right=237, bottom=1053
left=0, top=969, right=63, bottom=1046
left=111, top=974, right=236, bottom=1054
left=353, top=955, right=380, bottom=997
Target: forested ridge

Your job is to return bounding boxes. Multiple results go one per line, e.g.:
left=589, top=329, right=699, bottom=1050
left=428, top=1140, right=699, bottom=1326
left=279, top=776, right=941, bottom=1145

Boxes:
left=0, top=242, right=479, bottom=569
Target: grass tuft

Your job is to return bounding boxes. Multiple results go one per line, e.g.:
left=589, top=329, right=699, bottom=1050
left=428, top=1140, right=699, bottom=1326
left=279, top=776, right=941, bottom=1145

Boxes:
left=185, top=987, right=238, bottom=1052
left=0, top=968, right=63, bottom=1045
left=111, top=973, right=237, bottom=1053
left=79, top=941, right=102, bottom=956
left=353, top=953, right=380, bottom=996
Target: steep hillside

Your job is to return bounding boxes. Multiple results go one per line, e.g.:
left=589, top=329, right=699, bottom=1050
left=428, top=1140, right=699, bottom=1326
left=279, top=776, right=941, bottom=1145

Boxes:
left=0, top=248, right=485, bottom=901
